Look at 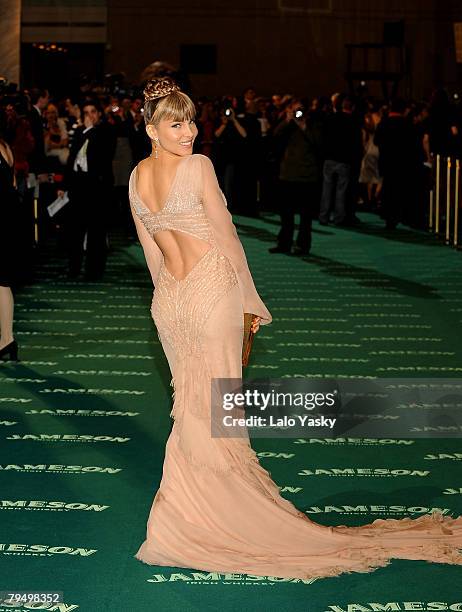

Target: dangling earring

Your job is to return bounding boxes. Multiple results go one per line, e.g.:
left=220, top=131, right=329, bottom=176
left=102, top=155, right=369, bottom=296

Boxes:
left=153, top=138, right=159, bottom=159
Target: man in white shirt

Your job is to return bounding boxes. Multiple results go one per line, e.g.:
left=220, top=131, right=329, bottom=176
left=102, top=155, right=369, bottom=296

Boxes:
left=58, top=100, right=116, bottom=280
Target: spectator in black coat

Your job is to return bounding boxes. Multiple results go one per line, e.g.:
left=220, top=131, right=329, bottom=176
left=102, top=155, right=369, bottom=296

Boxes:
left=374, top=98, right=424, bottom=229
left=318, top=96, right=362, bottom=225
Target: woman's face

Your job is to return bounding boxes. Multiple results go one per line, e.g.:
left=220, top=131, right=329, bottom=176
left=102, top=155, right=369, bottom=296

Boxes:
left=65, top=99, right=78, bottom=117
left=148, top=117, right=198, bottom=157
left=5, top=104, right=16, bottom=120
left=46, top=105, right=58, bottom=121
left=272, top=95, right=282, bottom=108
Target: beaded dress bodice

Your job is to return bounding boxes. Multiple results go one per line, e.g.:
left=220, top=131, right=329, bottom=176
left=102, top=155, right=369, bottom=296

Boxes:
left=128, top=159, right=215, bottom=247
left=128, top=153, right=272, bottom=325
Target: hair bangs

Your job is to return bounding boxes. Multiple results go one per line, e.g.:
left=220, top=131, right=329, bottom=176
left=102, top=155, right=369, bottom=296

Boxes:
left=146, top=91, right=196, bottom=126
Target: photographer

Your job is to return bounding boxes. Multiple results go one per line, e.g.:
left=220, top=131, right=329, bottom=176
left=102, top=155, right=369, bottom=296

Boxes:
left=126, top=95, right=150, bottom=165
left=106, top=97, right=135, bottom=235
left=268, top=98, right=323, bottom=255
left=213, top=97, right=248, bottom=211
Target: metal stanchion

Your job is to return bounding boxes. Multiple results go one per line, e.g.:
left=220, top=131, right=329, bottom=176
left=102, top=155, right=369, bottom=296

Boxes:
left=455, top=159, right=460, bottom=248
left=429, top=189, right=434, bottom=231
left=428, top=153, right=462, bottom=249
left=446, top=157, right=452, bottom=245
left=435, top=154, right=441, bottom=234
left=33, top=181, right=40, bottom=244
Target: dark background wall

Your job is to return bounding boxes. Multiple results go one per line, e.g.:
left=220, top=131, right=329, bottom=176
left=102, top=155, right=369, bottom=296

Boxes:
left=106, top=0, right=462, bottom=99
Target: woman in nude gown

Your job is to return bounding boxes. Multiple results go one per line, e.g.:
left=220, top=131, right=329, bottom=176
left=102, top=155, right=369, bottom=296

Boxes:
left=129, top=77, right=462, bottom=580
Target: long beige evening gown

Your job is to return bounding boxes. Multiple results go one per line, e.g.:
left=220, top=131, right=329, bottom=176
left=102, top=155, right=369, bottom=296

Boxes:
left=129, top=153, right=462, bottom=579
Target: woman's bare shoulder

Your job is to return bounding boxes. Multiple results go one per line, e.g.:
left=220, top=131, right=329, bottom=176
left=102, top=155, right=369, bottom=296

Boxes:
left=136, top=156, right=151, bottom=173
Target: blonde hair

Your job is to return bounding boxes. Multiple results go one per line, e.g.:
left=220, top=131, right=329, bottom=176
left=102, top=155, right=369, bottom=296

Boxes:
left=143, top=76, right=196, bottom=126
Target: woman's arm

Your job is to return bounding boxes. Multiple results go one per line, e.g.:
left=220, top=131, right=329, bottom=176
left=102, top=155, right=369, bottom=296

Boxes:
left=361, top=127, right=368, bottom=150
left=58, top=118, right=69, bottom=147
left=231, top=113, right=247, bottom=138
left=44, top=130, right=53, bottom=151
left=197, top=154, right=272, bottom=326
left=422, top=133, right=432, bottom=164
left=0, top=140, right=16, bottom=187
left=214, top=120, right=227, bottom=139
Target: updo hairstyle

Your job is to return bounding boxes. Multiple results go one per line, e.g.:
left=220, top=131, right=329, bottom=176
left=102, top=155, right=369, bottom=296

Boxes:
left=143, top=76, right=196, bottom=126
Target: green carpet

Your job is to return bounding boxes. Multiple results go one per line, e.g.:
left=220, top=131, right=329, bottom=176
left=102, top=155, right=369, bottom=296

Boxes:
left=1, top=213, right=461, bottom=611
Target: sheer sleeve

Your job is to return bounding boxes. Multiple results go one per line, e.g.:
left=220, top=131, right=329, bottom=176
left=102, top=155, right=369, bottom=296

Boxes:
left=128, top=168, right=163, bottom=286
left=196, top=154, right=272, bottom=326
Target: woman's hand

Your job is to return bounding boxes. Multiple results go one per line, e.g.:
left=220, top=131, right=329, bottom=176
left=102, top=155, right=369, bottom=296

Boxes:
left=57, top=189, right=65, bottom=198
left=251, top=316, right=261, bottom=334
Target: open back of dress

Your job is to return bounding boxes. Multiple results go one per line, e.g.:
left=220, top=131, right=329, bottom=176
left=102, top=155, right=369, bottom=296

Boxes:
left=131, top=157, right=214, bottom=282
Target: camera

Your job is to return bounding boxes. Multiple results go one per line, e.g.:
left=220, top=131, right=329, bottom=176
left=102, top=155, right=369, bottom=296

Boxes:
left=295, top=109, right=304, bottom=119
left=225, top=108, right=232, bottom=117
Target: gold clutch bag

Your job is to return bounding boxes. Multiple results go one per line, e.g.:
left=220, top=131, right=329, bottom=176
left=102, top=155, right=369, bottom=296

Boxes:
left=242, top=312, right=257, bottom=367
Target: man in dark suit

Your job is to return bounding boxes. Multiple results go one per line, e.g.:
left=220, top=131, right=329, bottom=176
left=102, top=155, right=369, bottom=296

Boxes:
left=26, top=89, right=50, bottom=246
left=27, top=88, right=49, bottom=178
left=374, top=98, right=424, bottom=230
left=58, top=99, right=116, bottom=280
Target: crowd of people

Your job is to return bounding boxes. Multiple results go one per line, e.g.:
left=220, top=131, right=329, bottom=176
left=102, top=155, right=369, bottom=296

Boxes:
left=0, top=79, right=461, bottom=286
left=0, top=76, right=461, bottom=361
